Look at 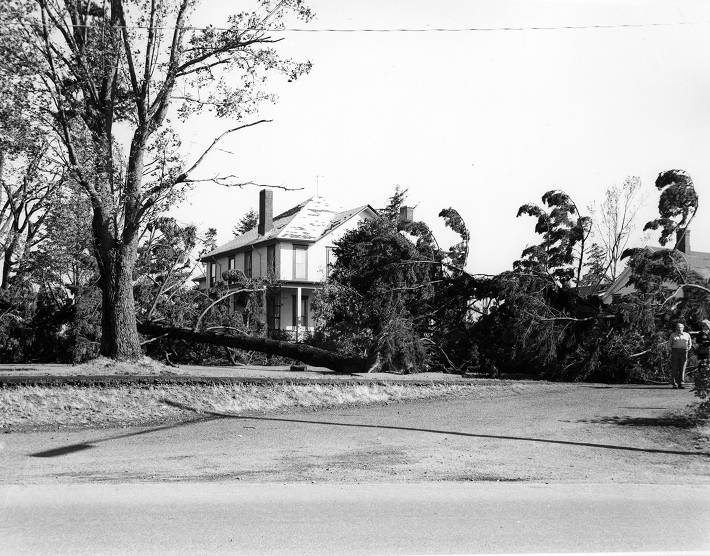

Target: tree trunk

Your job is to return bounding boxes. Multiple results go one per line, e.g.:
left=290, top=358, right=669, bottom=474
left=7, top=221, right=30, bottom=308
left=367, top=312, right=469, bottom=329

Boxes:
left=1, top=244, right=13, bottom=289
left=137, top=322, right=371, bottom=374
left=98, top=240, right=142, bottom=359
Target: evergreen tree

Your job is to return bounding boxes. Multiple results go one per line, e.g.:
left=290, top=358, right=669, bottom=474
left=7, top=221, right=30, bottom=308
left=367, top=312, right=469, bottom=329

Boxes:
left=233, top=209, right=259, bottom=237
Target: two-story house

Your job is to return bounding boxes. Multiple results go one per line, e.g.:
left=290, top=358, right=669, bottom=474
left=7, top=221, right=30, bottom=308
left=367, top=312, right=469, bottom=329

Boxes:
left=199, top=190, right=377, bottom=339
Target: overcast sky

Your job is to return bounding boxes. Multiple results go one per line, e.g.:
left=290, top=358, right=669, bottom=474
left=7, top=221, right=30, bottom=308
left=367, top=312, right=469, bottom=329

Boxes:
left=169, top=0, right=710, bottom=274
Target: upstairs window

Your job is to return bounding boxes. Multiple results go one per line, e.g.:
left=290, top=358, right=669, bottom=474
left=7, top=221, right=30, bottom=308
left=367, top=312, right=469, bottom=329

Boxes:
left=228, top=257, right=235, bottom=270
left=244, top=251, right=252, bottom=279
left=293, top=244, right=307, bottom=280
left=209, top=263, right=217, bottom=287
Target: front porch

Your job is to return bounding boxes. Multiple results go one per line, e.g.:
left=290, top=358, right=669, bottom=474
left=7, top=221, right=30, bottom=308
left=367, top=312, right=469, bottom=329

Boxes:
left=266, top=284, right=318, bottom=341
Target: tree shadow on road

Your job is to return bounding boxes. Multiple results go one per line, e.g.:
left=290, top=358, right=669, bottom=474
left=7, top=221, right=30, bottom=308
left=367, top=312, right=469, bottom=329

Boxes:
left=576, top=415, right=694, bottom=428
left=29, top=415, right=220, bottom=457
left=32, top=398, right=709, bottom=459
left=579, top=385, right=680, bottom=390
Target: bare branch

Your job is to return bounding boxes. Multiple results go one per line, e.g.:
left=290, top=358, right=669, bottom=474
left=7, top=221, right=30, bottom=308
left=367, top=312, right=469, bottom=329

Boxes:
left=194, top=287, right=264, bottom=332
left=140, top=333, right=169, bottom=346
left=537, top=315, right=615, bottom=323
left=181, top=176, right=302, bottom=191
left=661, top=283, right=710, bottom=306
left=175, top=120, right=272, bottom=183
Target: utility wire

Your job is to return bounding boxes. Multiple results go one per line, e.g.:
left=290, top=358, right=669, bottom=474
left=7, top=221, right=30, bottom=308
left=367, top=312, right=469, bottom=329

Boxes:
left=1, top=20, right=709, bottom=33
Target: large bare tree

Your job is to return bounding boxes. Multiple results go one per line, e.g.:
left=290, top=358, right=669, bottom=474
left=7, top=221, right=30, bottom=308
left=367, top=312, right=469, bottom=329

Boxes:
left=588, top=176, right=642, bottom=287
left=0, top=0, right=312, bottom=358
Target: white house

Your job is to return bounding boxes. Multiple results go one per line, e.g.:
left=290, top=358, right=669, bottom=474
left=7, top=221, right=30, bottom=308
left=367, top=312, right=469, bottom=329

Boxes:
left=199, top=190, right=378, bottom=339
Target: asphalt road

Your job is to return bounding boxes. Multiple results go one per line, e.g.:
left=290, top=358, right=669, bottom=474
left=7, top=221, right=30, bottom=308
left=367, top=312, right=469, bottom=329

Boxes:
left=2, top=382, right=709, bottom=554
left=2, top=382, right=707, bottom=484
left=2, top=482, right=710, bottom=555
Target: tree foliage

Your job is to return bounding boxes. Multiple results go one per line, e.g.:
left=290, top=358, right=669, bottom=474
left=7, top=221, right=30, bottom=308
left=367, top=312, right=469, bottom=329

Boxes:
left=515, top=190, right=592, bottom=287
left=312, top=190, right=479, bottom=374
left=644, top=169, right=698, bottom=247
left=0, top=183, right=101, bottom=362
left=233, top=209, right=258, bottom=237
left=473, top=171, right=709, bottom=387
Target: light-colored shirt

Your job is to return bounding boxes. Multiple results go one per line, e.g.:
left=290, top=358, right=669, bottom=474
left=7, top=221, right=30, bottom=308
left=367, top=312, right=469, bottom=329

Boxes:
left=670, top=331, right=692, bottom=350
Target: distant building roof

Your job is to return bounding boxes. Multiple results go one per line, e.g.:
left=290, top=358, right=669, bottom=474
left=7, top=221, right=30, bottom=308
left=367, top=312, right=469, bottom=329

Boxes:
left=600, top=244, right=710, bottom=303
left=685, top=250, right=710, bottom=281
left=202, top=196, right=374, bottom=259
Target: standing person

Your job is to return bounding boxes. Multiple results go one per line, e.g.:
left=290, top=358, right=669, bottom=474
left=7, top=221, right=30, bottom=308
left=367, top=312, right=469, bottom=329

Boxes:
left=669, top=322, right=692, bottom=389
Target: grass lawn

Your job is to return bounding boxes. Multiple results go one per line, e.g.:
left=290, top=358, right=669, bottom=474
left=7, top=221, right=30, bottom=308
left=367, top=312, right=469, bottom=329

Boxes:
left=0, top=382, right=483, bottom=431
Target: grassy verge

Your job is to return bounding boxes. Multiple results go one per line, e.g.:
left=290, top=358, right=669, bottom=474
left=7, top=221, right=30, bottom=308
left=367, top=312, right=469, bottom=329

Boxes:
left=0, top=382, right=488, bottom=431
left=687, top=401, right=710, bottom=441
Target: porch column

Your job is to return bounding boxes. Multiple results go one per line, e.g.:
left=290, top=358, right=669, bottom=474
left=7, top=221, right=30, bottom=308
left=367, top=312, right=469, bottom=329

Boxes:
left=296, top=286, right=302, bottom=342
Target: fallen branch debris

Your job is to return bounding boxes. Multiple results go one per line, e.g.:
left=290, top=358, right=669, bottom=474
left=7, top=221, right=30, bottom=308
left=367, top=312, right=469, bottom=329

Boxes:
left=138, top=322, right=370, bottom=374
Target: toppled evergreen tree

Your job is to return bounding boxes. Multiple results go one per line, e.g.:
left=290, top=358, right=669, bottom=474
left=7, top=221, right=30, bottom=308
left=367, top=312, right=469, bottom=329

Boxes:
left=312, top=189, right=479, bottom=374
left=472, top=171, right=709, bottom=384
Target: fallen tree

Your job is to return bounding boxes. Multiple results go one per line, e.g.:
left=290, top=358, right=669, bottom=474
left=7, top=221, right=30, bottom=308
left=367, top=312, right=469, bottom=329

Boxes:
left=137, top=322, right=370, bottom=374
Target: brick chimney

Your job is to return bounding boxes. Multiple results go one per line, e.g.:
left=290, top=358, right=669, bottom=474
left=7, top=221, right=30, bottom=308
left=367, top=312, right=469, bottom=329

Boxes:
left=677, top=228, right=691, bottom=253
left=398, top=206, right=414, bottom=224
left=258, top=189, right=273, bottom=235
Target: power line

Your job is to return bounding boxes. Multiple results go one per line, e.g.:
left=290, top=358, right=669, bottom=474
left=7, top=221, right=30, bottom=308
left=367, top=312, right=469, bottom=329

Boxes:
left=2, top=20, right=709, bottom=33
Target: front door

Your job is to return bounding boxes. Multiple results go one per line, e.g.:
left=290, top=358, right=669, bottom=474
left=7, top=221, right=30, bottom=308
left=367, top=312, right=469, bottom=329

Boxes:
left=266, top=291, right=281, bottom=336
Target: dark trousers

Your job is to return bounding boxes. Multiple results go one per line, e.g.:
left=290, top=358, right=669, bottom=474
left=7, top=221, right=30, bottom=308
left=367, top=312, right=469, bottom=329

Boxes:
left=670, top=349, right=688, bottom=386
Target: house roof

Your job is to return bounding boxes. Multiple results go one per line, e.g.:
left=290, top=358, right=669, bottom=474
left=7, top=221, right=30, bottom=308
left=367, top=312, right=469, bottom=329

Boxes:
left=600, top=246, right=710, bottom=302
left=685, top=250, right=710, bottom=280
left=202, top=196, right=373, bottom=259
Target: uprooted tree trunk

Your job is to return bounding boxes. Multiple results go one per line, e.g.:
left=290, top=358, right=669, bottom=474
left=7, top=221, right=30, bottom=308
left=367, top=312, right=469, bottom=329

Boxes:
left=137, top=322, right=371, bottom=374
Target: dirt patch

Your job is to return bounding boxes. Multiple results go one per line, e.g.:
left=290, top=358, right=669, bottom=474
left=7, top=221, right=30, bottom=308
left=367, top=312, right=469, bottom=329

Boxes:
left=69, top=357, right=178, bottom=376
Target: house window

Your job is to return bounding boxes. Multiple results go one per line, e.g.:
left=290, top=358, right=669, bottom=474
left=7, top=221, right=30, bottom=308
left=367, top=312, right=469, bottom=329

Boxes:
left=244, top=251, right=252, bottom=279
left=209, top=263, right=217, bottom=287
left=291, top=294, right=308, bottom=327
left=293, top=244, right=307, bottom=280
left=228, top=256, right=235, bottom=270
left=326, top=246, right=336, bottom=277
left=267, top=245, right=276, bottom=277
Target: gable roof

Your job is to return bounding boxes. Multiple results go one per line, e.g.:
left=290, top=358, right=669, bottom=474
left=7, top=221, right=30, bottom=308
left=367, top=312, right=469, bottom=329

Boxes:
left=321, top=205, right=370, bottom=237
left=600, top=246, right=710, bottom=302
left=202, top=196, right=374, bottom=259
